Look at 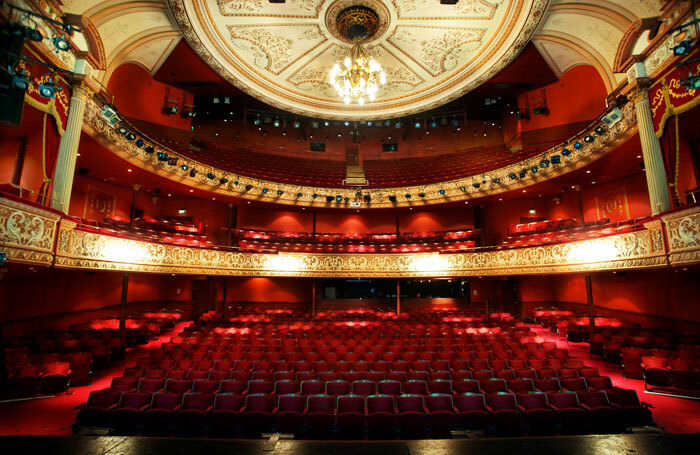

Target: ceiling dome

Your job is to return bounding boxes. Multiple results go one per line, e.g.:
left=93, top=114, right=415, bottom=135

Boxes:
left=167, top=0, right=548, bottom=120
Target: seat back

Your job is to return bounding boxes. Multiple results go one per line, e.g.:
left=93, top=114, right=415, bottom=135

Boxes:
left=325, top=380, right=351, bottom=396
left=110, top=376, right=138, bottom=391
left=274, top=379, right=299, bottom=395
left=534, top=377, right=561, bottom=392
left=182, top=392, right=213, bottom=410
left=276, top=393, right=305, bottom=412
left=192, top=379, right=219, bottom=394
left=516, top=391, right=548, bottom=410
left=138, top=378, right=165, bottom=393
left=425, top=393, right=454, bottom=412
left=165, top=379, right=192, bottom=394
left=245, top=393, right=276, bottom=412
left=547, top=391, right=580, bottom=409
left=151, top=392, right=182, bottom=410
left=247, top=379, right=274, bottom=394
left=403, top=380, right=428, bottom=395
left=87, top=389, right=122, bottom=408
left=337, top=394, right=365, bottom=413
left=352, top=380, right=377, bottom=396
left=455, top=392, right=487, bottom=412
left=576, top=390, right=610, bottom=408
left=480, top=378, right=507, bottom=394
left=306, top=394, right=336, bottom=413
left=301, top=379, right=324, bottom=395
left=506, top=378, right=534, bottom=393
left=214, top=393, right=245, bottom=411
left=367, top=394, right=395, bottom=414
left=486, top=392, right=517, bottom=411
left=397, top=394, right=425, bottom=413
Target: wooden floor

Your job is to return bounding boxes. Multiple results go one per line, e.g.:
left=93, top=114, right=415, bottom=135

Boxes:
left=2, top=433, right=699, bottom=455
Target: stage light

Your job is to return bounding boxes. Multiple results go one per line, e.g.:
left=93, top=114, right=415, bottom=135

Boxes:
left=430, top=120, right=438, bottom=128
left=52, top=35, right=70, bottom=52
left=493, top=178, right=501, bottom=184
left=573, top=141, right=582, bottom=149
left=245, top=184, right=253, bottom=191
left=293, top=121, right=300, bottom=128
left=135, top=139, right=144, bottom=147
left=157, top=152, right=168, bottom=161
left=224, top=97, right=230, bottom=104
left=344, top=197, right=349, bottom=202
left=277, top=190, right=284, bottom=196
left=262, top=188, right=269, bottom=194
left=584, top=135, right=595, bottom=143
left=11, top=70, right=30, bottom=91
left=326, top=196, right=334, bottom=202
left=168, top=105, right=178, bottom=114
left=472, top=183, right=480, bottom=188
left=388, top=195, right=397, bottom=202
left=37, top=75, right=61, bottom=98
left=117, top=126, right=127, bottom=135
left=562, top=148, right=571, bottom=156
left=220, top=178, right=228, bottom=184
left=451, top=118, right=460, bottom=127
left=181, top=164, right=189, bottom=171
left=324, top=120, right=330, bottom=126
left=253, top=118, right=261, bottom=125
left=550, top=155, right=561, bottom=164
left=207, top=172, right=215, bottom=179
left=213, top=97, right=220, bottom=104
left=189, top=169, right=197, bottom=177
left=168, top=157, right=178, bottom=166
left=595, top=126, right=605, bottom=135
left=144, top=146, right=155, bottom=154
left=531, top=166, right=538, bottom=173
left=414, top=121, right=422, bottom=128
left=673, top=39, right=693, bottom=56
left=363, top=194, right=371, bottom=202
left=540, top=159, right=550, bottom=168
left=367, top=121, right=372, bottom=126
left=681, top=74, right=700, bottom=90
left=529, top=208, right=536, bottom=215
left=405, top=193, right=411, bottom=199
left=519, top=170, right=527, bottom=178
left=297, top=192, right=303, bottom=198
left=273, top=118, right=280, bottom=127
left=126, top=132, right=136, bottom=141
left=336, top=195, right=342, bottom=202
left=312, top=193, right=318, bottom=198
left=439, top=189, right=445, bottom=195
left=459, top=186, right=466, bottom=192
left=395, top=121, right=402, bottom=129
left=509, top=173, right=517, bottom=180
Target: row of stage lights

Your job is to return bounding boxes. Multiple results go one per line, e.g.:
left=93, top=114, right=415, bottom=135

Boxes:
left=250, top=115, right=462, bottom=130
left=113, top=119, right=608, bottom=204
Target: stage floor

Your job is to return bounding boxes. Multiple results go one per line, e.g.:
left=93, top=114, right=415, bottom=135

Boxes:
left=2, top=433, right=699, bottom=455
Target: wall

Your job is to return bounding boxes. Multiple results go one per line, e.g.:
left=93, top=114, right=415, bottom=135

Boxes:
left=221, top=277, right=312, bottom=304
left=482, top=197, right=551, bottom=245
left=399, top=208, right=474, bottom=232
left=155, top=197, right=230, bottom=245
left=315, top=212, right=397, bottom=234
left=107, top=63, right=193, bottom=131
left=237, top=206, right=313, bottom=232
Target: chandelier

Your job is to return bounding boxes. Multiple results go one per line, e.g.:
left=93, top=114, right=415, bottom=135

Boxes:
left=329, top=6, right=386, bottom=105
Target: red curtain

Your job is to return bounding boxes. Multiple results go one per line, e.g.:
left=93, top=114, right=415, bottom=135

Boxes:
left=659, top=115, right=679, bottom=207
left=37, top=112, right=61, bottom=206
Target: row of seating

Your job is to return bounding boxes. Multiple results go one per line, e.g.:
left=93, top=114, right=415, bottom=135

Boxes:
left=235, top=240, right=476, bottom=254
left=235, top=229, right=478, bottom=244
left=76, top=388, right=652, bottom=437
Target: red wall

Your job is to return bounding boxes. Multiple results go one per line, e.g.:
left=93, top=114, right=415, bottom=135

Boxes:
left=224, top=277, right=311, bottom=303
left=399, top=208, right=474, bottom=232
left=315, top=212, right=397, bottom=234
left=237, top=206, right=313, bottom=232
left=482, top=197, right=551, bottom=245
left=108, top=63, right=193, bottom=131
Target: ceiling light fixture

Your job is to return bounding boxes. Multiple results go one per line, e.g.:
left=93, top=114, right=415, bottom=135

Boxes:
left=329, top=7, right=386, bottom=105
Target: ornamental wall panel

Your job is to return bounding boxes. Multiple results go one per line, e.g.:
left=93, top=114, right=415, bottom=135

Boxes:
left=0, top=198, right=61, bottom=266
left=662, top=205, right=700, bottom=266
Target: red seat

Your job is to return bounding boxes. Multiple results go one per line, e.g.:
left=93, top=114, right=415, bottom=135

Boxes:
left=352, top=380, right=377, bottom=396
left=576, top=390, right=622, bottom=432
left=480, top=378, right=507, bottom=395
left=534, top=377, right=561, bottom=393
left=40, top=362, right=71, bottom=394
left=165, top=379, right=192, bottom=395
left=301, top=379, right=324, bottom=396
left=209, top=393, right=245, bottom=436
left=305, top=394, right=336, bottom=438
left=175, top=392, right=214, bottom=436
left=325, top=380, right=351, bottom=396
left=546, top=391, right=588, bottom=434
left=219, top=379, right=245, bottom=394
left=377, top=379, right=402, bottom=396
left=110, top=391, right=152, bottom=434
left=337, top=394, right=366, bottom=438
left=426, top=393, right=457, bottom=436
left=455, top=392, right=490, bottom=430
left=138, top=378, right=165, bottom=393
left=560, top=377, right=587, bottom=391
left=242, top=393, right=276, bottom=434
left=274, top=393, right=305, bottom=434
left=366, top=394, right=396, bottom=437
left=143, top=392, right=182, bottom=435
left=396, top=394, right=427, bottom=437
left=586, top=376, right=614, bottom=391
left=486, top=392, right=523, bottom=435
left=75, top=389, right=122, bottom=427
left=247, top=379, right=274, bottom=394
left=403, top=380, right=429, bottom=395
left=507, top=378, right=535, bottom=394
left=605, top=388, right=654, bottom=427
left=517, top=391, right=556, bottom=434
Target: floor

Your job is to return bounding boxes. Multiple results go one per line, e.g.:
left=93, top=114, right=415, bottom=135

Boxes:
left=1, top=322, right=699, bottom=436
left=1, top=433, right=699, bottom=455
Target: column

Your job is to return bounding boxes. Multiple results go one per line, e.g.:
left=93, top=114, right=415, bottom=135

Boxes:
left=585, top=275, right=595, bottom=330
left=311, top=279, right=317, bottom=317
left=50, top=81, right=90, bottom=212
left=633, top=80, right=671, bottom=214
left=484, top=279, right=490, bottom=320
left=396, top=279, right=401, bottom=316
left=119, top=273, right=129, bottom=341
left=222, top=278, right=229, bottom=322
left=128, top=184, right=140, bottom=229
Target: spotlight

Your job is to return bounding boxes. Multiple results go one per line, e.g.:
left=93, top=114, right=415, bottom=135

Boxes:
left=11, top=70, right=30, bottom=91
left=219, top=178, right=228, bottom=184
left=253, top=118, right=261, bottom=125
left=363, top=194, right=371, bottom=202
left=681, top=74, right=700, bottom=90
left=531, top=166, right=538, bottom=173
left=540, top=159, right=550, bottom=168
left=493, top=178, right=501, bottom=184
left=293, top=121, right=300, bottom=128
left=673, top=39, right=693, bottom=56
left=213, top=97, right=220, bottom=104
left=562, top=149, right=571, bottom=156
left=157, top=152, right=168, bottom=161
left=37, top=75, right=61, bottom=99
left=224, top=97, right=230, bottom=104
left=472, top=183, right=480, bottom=189
left=405, top=193, right=411, bottom=199
left=312, top=193, right=318, bottom=199
left=52, top=35, right=70, bottom=52
left=326, top=196, right=334, bottom=202
left=297, top=192, right=303, bottom=198
left=430, top=120, right=438, bottom=128
left=414, top=121, right=422, bottom=128
left=550, top=155, right=561, bottom=164
left=207, top=172, right=215, bottom=179
left=594, top=126, right=605, bottom=135
left=117, top=126, right=128, bottom=135
left=324, top=120, right=330, bottom=126
left=439, top=189, right=445, bottom=195
left=584, top=135, right=595, bottom=143
left=509, top=173, right=517, bottom=180
left=459, top=186, right=466, bottom=192
left=144, top=146, right=155, bottom=154
left=273, top=118, right=280, bottom=127
left=336, top=195, right=342, bottom=202
left=388, top=195, right=397, bottom=202
left=168, top=157, right=178, bottom=166
left=344, top=121, right=350, bottom=126
left=394, top=121, right=402, bottom=129
left=277, top=190, right=284, bottom=196
left=245, top=184, right=253, bottom=191
left=519, top=170, right=527, bottom=178
left=189, top=169, right=197, bottom=177
left=367, top=121, right=372, bottom=126
left=168, top=105, right=179, bottom=114
left=135, top=139, right=144, bottom=147
left=418, top=192, right=426, bottom=198
left=344, top=197, right=349, bottom=202
left=262, top=188, right=269, bottom=194
left=181, top=164, right=189, bottom=171
left=12, top=23, right=43, bottom=42
left=126, top=133, right=136, bottom=141
left=573, top=141, right=582, bottom=149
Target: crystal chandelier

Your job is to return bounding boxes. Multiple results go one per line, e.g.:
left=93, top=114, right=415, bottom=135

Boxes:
left=330, top=38, right=386, bottom=105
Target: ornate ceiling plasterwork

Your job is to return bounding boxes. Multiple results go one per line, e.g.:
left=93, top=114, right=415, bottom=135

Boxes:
left=167, top=0, right=549, bottom=120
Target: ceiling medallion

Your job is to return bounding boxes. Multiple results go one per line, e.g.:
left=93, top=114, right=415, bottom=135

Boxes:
left=329, top=6, right=386, bottom=105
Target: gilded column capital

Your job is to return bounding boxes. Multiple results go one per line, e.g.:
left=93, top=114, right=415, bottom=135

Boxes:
left=630, top=77, right=654, bottom=104
left=71, top=81, right=94, bottom=102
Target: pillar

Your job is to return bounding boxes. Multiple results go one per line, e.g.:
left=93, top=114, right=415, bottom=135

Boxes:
left=484, top=279, right=490, bottom=320
left=128, top=184, right=140, bottom=229
left=633, top=79, right=671, bottom=214
left=222, top=278, right=229, bottom=322
left=396, top=279, right=401, bottom=316
left=585, top=274, right=595, bottom=330
left=119, top=273, right=129, bottom=341
left=50, top=81, right=90, bottom=212
left=311, top=279, right=317, bottom=317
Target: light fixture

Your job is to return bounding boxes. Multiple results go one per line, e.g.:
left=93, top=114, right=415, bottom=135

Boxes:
left=52, top=35, right=70, bottom=52
left=584, top=135, right=595, bottom=143
left=673, top=39, right=693, bottom=56
left=573, top=141, right=582, bottom=149
left=144, top=146, right=155, bottom=154
left=207, top=172, right=215, bottom=179
left=37, top=74, right=62, bottom=99
left=277, top=190, right=284, bottom=196
left=550, top=155, right=561, bottom=164
left=10, top=68, right=30, bottom=91
left=439, top=189, right=445, bottom=195
left=329, top=7, right=386, bottom=105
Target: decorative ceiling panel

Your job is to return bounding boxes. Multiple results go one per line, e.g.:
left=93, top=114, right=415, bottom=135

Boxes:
left=167, top=0, right=549, bottom=119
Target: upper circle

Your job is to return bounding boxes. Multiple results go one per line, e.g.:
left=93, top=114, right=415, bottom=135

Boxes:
left=168, top=0, right=547, bottom=120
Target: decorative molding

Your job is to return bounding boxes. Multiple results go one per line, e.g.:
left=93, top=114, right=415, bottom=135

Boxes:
left=0, top=198, right=61, bottom=266
left=662, top=205, right=700, bottom=266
